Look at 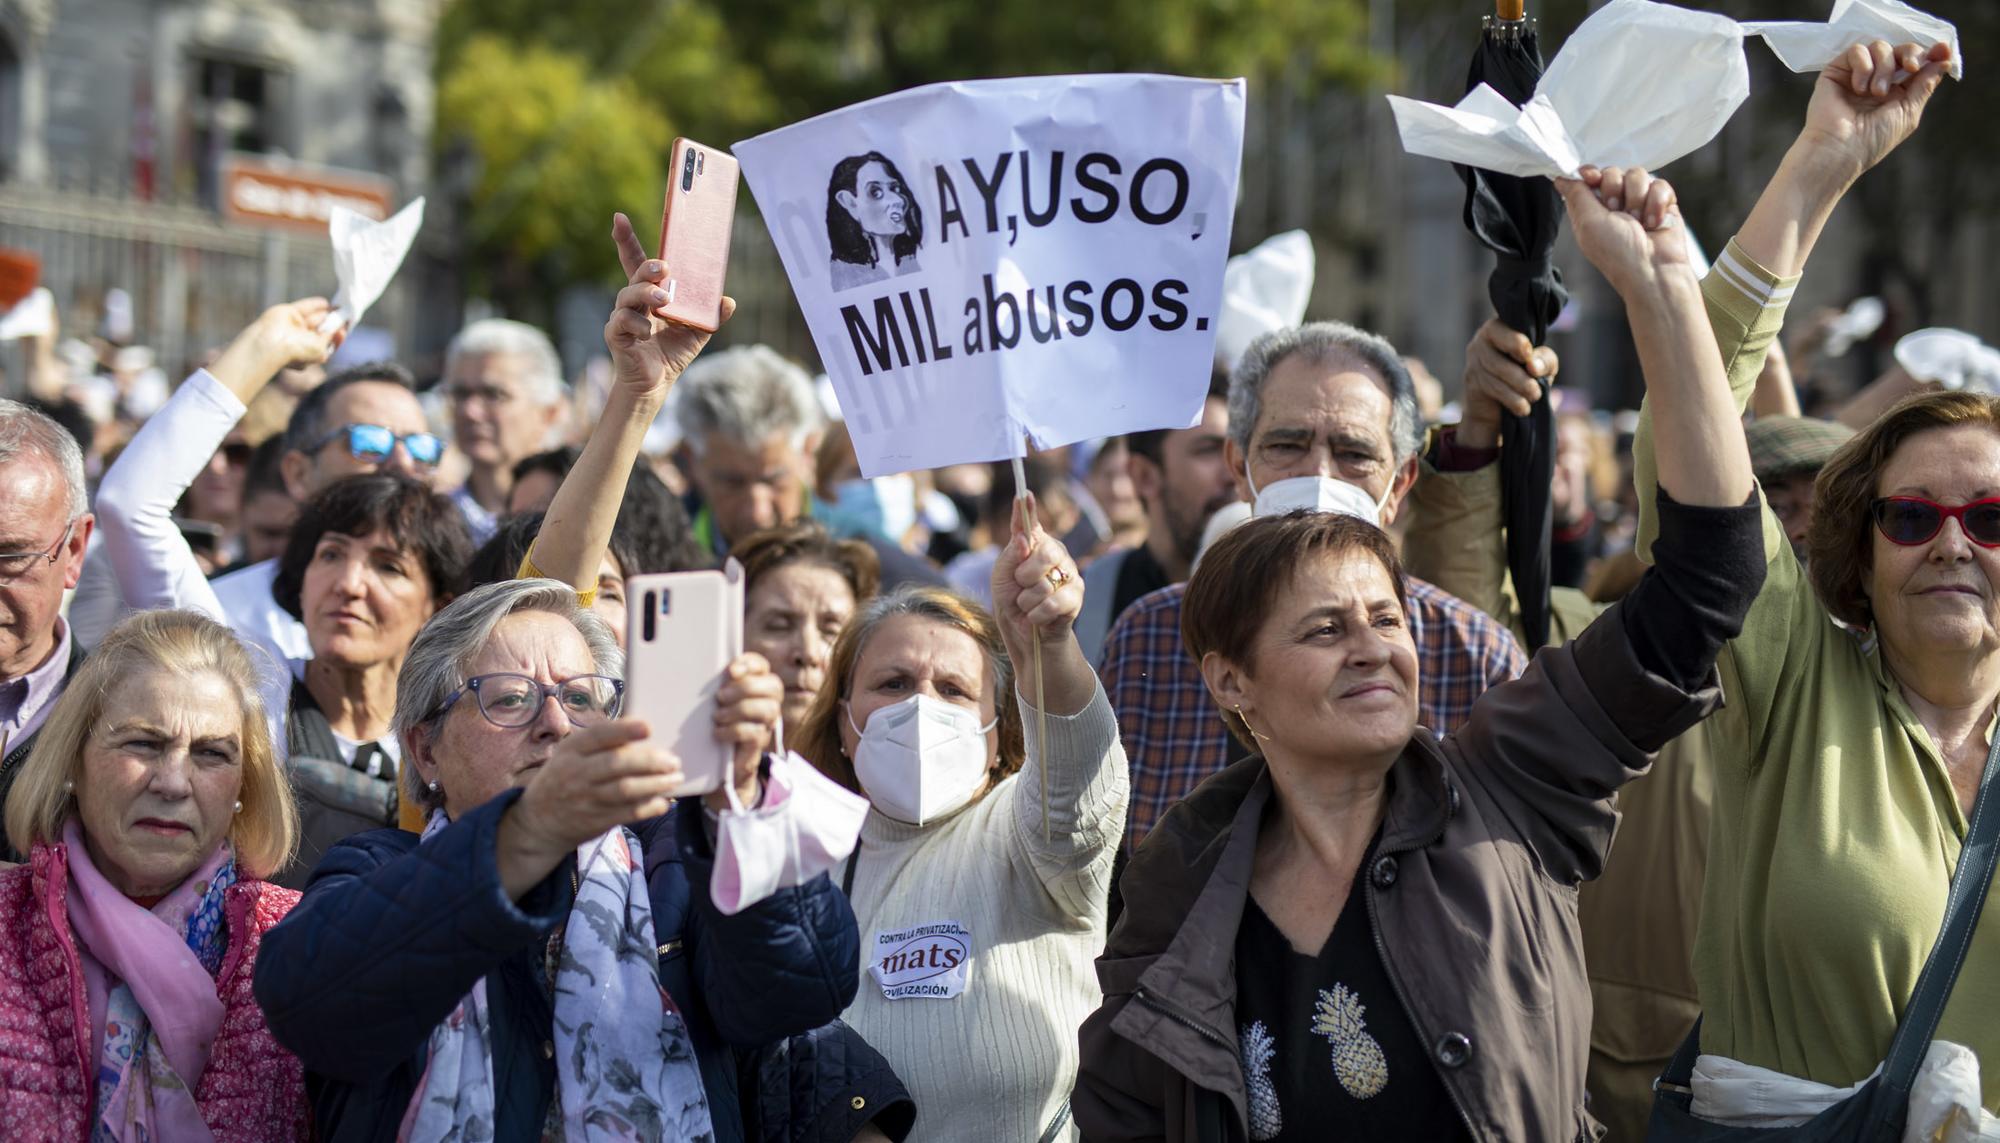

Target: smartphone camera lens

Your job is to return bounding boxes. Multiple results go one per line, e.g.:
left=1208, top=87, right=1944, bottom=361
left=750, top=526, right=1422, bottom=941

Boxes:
left=642, top=592, right=658, bottom=642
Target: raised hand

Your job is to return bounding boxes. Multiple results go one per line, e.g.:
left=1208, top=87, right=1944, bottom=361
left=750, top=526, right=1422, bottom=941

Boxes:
left=603, top=212, right=736, bottom=404
left=992, top=492, right=1083, bottom=650
left=208, top=297, right=344, bottom=401
left=1799, top=40, right=1952, bottom=181
left=1458, top=318, right=1558, bottom=451
left=707, top=652, right=783, bottom=812
left=1555, top=167, right=1688, bottom=299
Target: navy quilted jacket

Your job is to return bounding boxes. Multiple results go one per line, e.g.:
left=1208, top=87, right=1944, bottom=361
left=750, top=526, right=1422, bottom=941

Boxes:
left=742, top=1019, right=915, bottom=1143
left=252, top=788, right=860, bottom=1142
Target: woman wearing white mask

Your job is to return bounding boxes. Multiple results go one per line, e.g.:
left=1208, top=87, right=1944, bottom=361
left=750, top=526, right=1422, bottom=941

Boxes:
left=792, top=494, right=1129, bottom=1141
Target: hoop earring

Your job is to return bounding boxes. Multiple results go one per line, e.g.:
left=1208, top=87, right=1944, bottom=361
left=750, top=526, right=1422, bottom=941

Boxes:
left=1233, top=704, right=1273, bottom=743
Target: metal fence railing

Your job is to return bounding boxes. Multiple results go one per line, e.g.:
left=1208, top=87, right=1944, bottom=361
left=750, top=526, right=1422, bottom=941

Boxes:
left=0, top=185, right=385, bottom=387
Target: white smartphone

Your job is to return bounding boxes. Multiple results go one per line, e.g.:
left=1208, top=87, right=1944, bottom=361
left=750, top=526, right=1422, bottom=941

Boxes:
left=622, top=561, right=744, bottom=797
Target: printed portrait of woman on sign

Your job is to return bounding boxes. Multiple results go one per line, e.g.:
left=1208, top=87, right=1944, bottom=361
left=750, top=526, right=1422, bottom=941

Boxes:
left=827, top=151, right=924, bottom=292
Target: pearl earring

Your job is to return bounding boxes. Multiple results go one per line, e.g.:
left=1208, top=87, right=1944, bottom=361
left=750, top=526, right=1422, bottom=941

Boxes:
left=63, top=780, right=73, bottom=795
left=233, top=800, right=243, bottom=814
left=427, top=781, right=441, bottom=794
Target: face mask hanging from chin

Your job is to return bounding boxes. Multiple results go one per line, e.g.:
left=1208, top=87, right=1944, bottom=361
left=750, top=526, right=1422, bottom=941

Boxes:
left=846, top=693, right=1000, bottom=827
left=1246, top=462, right=1393, bottom=523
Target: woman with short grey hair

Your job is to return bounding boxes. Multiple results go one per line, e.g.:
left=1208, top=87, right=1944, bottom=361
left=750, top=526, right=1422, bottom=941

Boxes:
left=254, top=575, right=861, bottom=1141
left=387, top=578, right=622, bottom=816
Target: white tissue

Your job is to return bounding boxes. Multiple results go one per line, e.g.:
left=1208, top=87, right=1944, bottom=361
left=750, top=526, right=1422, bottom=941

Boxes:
left=1895, top=328, right=2000, bottom=394
left=0, top=287, right=53, bottom=341
left=321, top=197, right=426, bottom=334
left=1387, top=0, right=1749, bottom=180
left=1214, top=230, right=1316, bottom=372
left=1745, top=0, right=1961, bottom=80
left=1386, top=0, right=1961, bottom=182
left=1823, top=296, right=1886, bottom=357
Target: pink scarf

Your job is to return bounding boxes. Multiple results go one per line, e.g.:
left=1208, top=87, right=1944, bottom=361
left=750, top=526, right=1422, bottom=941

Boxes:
left=62, top=818, right=229, bottom=1143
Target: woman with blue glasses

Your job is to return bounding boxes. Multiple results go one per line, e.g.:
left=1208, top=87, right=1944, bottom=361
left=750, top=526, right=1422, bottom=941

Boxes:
left=89, top=299, right=474, bottom=881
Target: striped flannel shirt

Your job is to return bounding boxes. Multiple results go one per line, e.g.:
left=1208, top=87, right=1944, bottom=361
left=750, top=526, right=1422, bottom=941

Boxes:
left=1102, top=575, right=1526, bottom=850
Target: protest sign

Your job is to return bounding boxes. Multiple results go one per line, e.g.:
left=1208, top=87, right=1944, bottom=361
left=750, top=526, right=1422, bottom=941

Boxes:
left=735, top=75, right=1245, bottom=477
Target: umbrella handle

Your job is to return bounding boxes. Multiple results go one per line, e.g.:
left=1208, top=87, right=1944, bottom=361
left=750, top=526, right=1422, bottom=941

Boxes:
left=1496, top=0, right=1525, bottom=20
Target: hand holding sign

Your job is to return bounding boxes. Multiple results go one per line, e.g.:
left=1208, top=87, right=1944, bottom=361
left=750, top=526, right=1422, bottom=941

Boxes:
left=992, top=493, right=1082, bottom=649
left=606, top=212, right=736, bottom=407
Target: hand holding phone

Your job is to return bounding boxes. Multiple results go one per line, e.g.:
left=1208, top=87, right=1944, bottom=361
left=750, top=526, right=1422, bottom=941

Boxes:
left=708, top=653, right=783, bottom=810
left=623, top=563, right=745, bottom=798
left=655, top=137, right=739, bottom=333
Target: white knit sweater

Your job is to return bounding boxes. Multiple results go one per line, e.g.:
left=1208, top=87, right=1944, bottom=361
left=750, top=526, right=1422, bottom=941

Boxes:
left=839, top=682, right=1128, bottom=1141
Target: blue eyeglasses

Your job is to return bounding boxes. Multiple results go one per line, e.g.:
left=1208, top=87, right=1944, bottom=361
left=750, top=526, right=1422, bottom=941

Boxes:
left=311, top=423, right=446, bottom=468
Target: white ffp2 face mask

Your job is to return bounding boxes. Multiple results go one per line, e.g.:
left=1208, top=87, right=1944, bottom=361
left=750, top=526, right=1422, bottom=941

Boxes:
left=846, top=694, right=998, bottom=826
left=1247, top=464, right=1391, bottom=523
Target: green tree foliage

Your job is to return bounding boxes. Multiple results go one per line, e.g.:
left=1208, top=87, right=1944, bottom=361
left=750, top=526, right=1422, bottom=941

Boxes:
left=436, top=34, right=673, bottom=305
left=435, top=0, right=1384, bottom=301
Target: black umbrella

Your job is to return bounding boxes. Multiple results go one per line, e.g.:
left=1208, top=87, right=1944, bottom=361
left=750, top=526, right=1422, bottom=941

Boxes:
left=1456, top=0, right=1566, bottom=649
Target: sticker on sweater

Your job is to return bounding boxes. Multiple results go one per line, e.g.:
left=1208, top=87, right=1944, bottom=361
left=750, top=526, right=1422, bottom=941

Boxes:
left=869, top=920, right=971, bottom=1000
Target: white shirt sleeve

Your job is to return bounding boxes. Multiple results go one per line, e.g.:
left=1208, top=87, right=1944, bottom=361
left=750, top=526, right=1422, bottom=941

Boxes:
left=91, top=369, right=244, bottom=624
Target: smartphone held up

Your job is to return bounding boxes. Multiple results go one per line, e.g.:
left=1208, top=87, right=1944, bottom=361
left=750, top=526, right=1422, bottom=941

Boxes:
left=622, top=561, right=745, bottom=799
left=655, top=138, right=739, bottom=333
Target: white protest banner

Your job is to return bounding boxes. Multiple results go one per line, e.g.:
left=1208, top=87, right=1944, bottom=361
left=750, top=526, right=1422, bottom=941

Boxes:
left=735, top=75, right=1245, bottom=476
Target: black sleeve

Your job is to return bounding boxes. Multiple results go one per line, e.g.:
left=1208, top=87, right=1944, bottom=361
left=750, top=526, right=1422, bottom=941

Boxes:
left=1619, top=487, right=1766, bottom=691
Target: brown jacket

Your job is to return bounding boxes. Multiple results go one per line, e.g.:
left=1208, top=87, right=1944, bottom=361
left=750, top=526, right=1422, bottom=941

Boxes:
left=1072, top=602, right=1721, bottom=1143
left=1407, top=456, right=1710, bottom=1140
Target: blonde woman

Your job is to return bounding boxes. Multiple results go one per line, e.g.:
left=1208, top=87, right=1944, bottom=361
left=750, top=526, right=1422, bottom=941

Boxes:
left=0, top=609, right=307, bottom=1141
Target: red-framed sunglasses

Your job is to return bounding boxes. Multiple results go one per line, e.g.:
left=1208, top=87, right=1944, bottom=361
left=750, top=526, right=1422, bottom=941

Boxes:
left=1870, top=496, right=2000, bottom=547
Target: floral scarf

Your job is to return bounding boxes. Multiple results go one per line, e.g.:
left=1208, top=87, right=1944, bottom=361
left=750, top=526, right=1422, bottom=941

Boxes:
left=399, top=811, right=713, bottom=1142
left=61, top=819, right=236, bottom=1143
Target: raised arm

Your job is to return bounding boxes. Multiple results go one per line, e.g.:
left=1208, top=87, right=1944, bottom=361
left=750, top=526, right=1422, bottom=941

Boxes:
left=1736, top=41, right=1951, bottom=279
left=1631, top=39, right=1952, bottom=559
left=1559, top=170, right=1749, bottom=508
left=91, top=299, right=339, bottom=620
left=992, top=495, right=1129, bottom=914
left=526, top=214, right=731, bottom=592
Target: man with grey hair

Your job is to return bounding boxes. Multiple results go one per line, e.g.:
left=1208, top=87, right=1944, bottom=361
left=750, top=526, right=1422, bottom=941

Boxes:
left=673, top=344, right=824, bottom=556
left=0, top=399, right=93, bottom=833
left=444, top=318, right=568, bottom=544
left=1099, top=320, right=1525, bottom=856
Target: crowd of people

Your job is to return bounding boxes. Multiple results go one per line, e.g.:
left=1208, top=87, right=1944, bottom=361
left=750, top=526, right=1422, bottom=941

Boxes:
left=0, top=34, right=1983, bottom=1143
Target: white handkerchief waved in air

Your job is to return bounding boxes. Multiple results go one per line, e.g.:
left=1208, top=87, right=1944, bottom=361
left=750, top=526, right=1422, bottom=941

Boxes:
left=321, top=197, right=425, bottom=334
left=1745, top=0, right=1961, bottom=80
left=1386, top=0, right=1749, bottom=181
left=1386, top=0, right=1961, bottom=182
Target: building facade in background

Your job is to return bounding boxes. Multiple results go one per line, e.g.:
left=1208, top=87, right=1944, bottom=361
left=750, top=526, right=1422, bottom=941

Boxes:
left=0, top=0, right=443, bottom=377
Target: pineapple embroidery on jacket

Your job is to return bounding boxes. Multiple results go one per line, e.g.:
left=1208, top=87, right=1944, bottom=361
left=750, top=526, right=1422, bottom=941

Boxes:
left=1240, top=1020, right=1282, bottom=1140
left=1313, top=984, right=1388, bottom=1098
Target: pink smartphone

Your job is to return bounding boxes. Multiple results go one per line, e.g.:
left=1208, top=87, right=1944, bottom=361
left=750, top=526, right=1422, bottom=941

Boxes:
left=623, top=562, right=744, bottom=798
left=656, top=138, right=739, bottom=333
